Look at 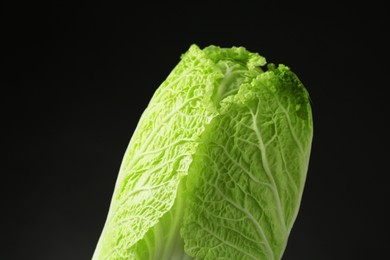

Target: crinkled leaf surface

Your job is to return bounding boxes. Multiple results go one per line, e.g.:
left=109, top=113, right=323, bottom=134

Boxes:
left=182, top=65, right=312, bottom=260
left=93, top=44, right=312, bottom=260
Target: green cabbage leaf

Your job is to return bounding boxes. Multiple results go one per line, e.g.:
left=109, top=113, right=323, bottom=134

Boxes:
left=93, top=44, right=313, bottom=260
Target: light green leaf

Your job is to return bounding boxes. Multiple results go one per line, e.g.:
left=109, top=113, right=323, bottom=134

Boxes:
left=182, top=64, right=312, bottom=260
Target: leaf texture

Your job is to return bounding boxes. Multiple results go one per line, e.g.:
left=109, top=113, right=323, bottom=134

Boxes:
left=182, top=65, right=312, bottom=260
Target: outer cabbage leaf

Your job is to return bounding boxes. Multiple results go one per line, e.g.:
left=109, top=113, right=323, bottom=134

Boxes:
left=182, top=65, right=313, bottom=260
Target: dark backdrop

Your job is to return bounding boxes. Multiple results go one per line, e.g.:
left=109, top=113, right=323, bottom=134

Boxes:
left=2, top=2, right=388, bottom=259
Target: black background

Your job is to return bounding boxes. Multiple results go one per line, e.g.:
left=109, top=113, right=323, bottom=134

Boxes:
left=2, top=2, right=388, bottom=259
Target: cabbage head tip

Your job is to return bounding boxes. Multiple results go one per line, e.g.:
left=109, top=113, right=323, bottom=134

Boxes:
left=93, top=44, right=313, bottom=260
